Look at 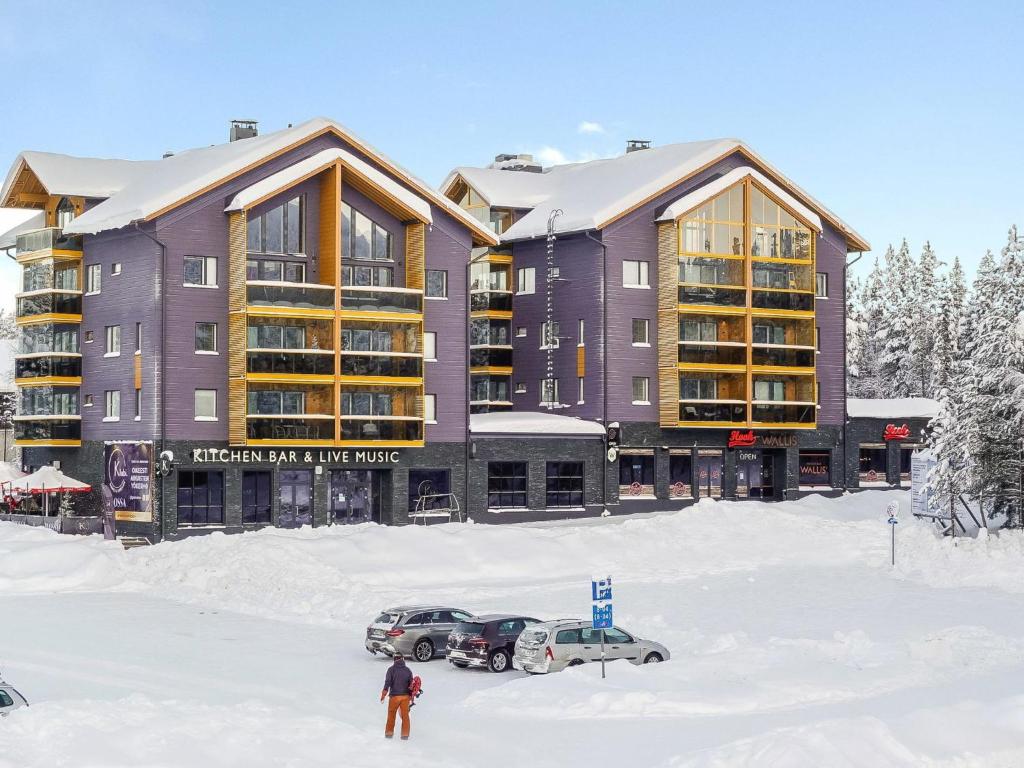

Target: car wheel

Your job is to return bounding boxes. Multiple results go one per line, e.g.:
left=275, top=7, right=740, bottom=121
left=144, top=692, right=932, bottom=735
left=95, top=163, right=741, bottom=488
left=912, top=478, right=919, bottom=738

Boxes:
left=488, top=649, right=510, bottom=673
left=413, top=638, right=434, bottom=662
left=451, top=661, right=469, bottom=669
left=567, top=658, right=585, bottom=667
left=643, top=652, right=663, bottom=664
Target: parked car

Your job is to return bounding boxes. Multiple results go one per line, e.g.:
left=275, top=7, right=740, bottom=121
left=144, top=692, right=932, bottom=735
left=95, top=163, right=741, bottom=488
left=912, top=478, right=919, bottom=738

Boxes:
left=512, top=619, right=670, bottom=674
left=365, top=606, right=474, bottom=662
left=0, top=678, right=28, bottom=717
left=446, top=614, right=540, bottom=672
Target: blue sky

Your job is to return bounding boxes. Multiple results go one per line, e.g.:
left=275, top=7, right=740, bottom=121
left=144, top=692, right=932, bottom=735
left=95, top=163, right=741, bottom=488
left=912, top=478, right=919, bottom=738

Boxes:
left=2, top=0, right=1023, bottom=298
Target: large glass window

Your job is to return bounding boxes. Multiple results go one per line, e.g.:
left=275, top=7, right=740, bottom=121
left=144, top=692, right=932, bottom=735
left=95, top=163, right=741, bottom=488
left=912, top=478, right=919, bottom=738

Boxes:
left=681, top=377, right=718, bottom=400
left=752, top=323, right=786, bottom=345
left=619, top=454, right=654, bottom=497
left=341, top=202, right=391, bottom=261
left=546, top=462, right=584, bottom=508
left=177, top=470, right=225, bottom=525
left=247, top=259, right=306, bottom=283
left=488, top=462, right=527, bottom=508
left=242, top=471, right=272, bottom=524
left=278, top=470, right=313, bottom=528
left=750, top=186, right=812, bottom=260
left=409, top=469, right=451, bottom=514
left=341, top=391, right=394, bottom=416
left=680, top=184, right=744, bottom=256
left=248, top=196, right=303, bottom=255
left=21, top=387, right=78, bottom=416
left=859, top=445, right=888, bottom=485
left=753, top=379, right=786, bottom=401
left=799, top=452, right=831, bottom=487
left=341, top=264, right=393, bottom=287
left=681, top=319, right=719, bottom=342
left=622, top=260, right=650, bottom=287
left=184, top=256, right=217, bottom=287
left=669, top=453, right=693, bottom=498
left=248, top=390, right=305, bottom=415
left=247, top=323, right=314, bottom=350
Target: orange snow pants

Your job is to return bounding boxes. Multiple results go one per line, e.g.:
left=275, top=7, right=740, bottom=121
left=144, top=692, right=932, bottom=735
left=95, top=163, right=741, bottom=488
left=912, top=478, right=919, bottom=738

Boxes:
left=385, top=695, right=411, bottom=738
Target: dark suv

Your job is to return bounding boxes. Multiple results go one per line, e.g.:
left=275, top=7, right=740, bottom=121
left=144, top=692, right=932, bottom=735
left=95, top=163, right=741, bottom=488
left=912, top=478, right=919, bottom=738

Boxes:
left=446, top=614, right=540, bottom=672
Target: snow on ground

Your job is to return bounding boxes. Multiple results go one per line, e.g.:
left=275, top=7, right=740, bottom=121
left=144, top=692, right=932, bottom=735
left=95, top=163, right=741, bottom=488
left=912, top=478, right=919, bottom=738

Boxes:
left=2, top=491, right=1024, bottom=767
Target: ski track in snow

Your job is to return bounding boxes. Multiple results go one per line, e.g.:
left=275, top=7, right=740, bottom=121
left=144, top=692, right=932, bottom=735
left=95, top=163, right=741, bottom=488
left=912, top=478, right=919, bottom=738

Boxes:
left=3, top=490, right=1024, bottom=767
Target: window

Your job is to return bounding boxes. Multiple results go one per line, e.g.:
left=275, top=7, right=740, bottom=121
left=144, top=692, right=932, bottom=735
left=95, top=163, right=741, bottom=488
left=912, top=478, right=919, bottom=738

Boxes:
left=681, top=320, right=718, bottom=342
left=425, top=270, right=448, bottom=298
left=242, top=471, right=273, bottom=524
left=248, top=196, right=303, bottom=255
left=177, top=470, right=225, bottom=526
left=111, top=262, right=121, bottom=275
left=515, top=382, right=526, bottom=394
left=424, top=394, right=437, bottom=423
left=195, top=322, right=218, bottom=354
left=549, top=266, right=561, bottom=280
left=85, top=264, right=101, bottom=294
left=184, top=256, right=217, bottom=287
left=623, top=260, right=649, bottom=288
left=248, top=259, right=306, bottom=283
left=104, top=390, right=120, bottom=421
left=248, top=324, right=309, bottom=350
left=752, top=324, right=785, bottom=345
left=632, top=319, right=649, bottom=345
left=134, top=388, right=141, bottom=420
left=247, top=390, right=305, bottom=415
left=84, top=330, right=94, bottom=344
left=104, top=325, right=120, bottom=356
left=194, top=389, right=218, bottom=421
left=555, top=628, right=581, bottom=644
left=516, top=326, right=527, bottom=338
left=799, top=452, right=831, bottom=487
left=632, top=376, right=650, bottom=404
left=84, top=394, right=94, bottom=407
left=681, top=377, right=718, bottom=400
left=540, top=377, right=559, bottom=405
left=620, top=454, right=655, bottom=494
left=516, top=267, right=536, bottom=294
left=577, top=376, right=584, bottom=404
left=546, top=462, right=584, bottom=508
left=540, top=320, right=560, bottom=349
left=409, top=469, right=451, bottom=513
left=423, top=332, right=437, bottom=361
left=577, top=319, right=585, bottom=346
left=135, top=323, right=142, bottom=354
left=815, top=272, right=828, bottom=298
left=815, top=326, right=821, bottom=351
left=341, top=202, right=391, bottom=261
left=341, top=328, right=395, bottom=352
left=754, top=379, right=786, bottom=401
left=750, top=186, right=812, bottom=260
left=341, top=264, right=393, bottom=287
left=488, top=462, right=527, bottom=508
left=56, top=197, right=75, bottom=229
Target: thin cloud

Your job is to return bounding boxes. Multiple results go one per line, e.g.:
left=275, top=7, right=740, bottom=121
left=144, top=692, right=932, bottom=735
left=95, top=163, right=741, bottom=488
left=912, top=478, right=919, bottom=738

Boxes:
left=578, top=121, right=605, bottom=135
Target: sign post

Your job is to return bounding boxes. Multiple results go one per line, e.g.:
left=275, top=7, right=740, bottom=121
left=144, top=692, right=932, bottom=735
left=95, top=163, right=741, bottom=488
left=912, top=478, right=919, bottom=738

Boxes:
left=591, top=575, right=613, bottom=679
left=886, top=500, right=899, bottom=567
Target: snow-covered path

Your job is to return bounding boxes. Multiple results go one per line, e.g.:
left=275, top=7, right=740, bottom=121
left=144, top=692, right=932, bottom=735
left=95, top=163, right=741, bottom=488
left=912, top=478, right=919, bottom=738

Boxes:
left=2, top=490, right=1024, bottom=767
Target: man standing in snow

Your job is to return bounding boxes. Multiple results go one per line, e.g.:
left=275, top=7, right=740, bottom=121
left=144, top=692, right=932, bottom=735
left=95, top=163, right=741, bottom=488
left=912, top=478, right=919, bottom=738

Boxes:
left=380, top=653, right=413, bottom=740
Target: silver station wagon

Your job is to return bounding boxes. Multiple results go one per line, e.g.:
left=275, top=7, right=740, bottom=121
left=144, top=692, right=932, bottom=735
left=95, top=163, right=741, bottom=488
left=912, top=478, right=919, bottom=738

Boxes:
left=0, top=678, right=28, bottom=717
left=365, top=605, right=474, bottom=662
left=513, top=619, right=670, bottom=674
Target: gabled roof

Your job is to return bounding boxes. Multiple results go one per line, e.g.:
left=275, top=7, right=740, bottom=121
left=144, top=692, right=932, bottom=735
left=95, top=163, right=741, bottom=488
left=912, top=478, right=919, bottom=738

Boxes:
left=61, top=117, right=498, bottom=245
left=1, top=151, right=157, bottom=205
left=443, top=139, right=869, bottom=252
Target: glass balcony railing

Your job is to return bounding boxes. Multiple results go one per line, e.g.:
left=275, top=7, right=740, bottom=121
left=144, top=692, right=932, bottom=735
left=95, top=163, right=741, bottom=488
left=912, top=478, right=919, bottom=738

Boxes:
left=14, top=418, right=82, bottom=442
left=679, top=403, right=747, bottom=422
left=15, top=356, right=82, bottom=380
left=246, top=281, right=334, bottom=310
left=470, top=347, right=513, bottom=368
left=246, top=351, right=335, bottom=376
left=751, top=347, right=816, bottom=367
left=340, top=354, right=422, bottom=378
left=340, top=287, right=422, bottom=315
left=16, top=228, right=82, bottom=256
left=678, top=286, right=746, bottom=307
left=752, top=403, right=816, bottom=423
left=340, top=418, right=422, bottom=441
left=246, top=417, right=334, bottom=441
left=470, top=291, right=513, bottom=312
left=678, top=344, right=746, bottom=366
left=16, top=292, right=82, bottom=318
left=752, top=291, right=814, bottom=312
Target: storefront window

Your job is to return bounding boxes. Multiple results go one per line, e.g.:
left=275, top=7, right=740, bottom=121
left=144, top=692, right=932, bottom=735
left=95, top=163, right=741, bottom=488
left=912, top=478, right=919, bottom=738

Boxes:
left=696, top=450, right=723, bottom=498
left=798, top=452, right=831, bottom=487
left=241, top=471, right=272, bottom=524
left=177, top=471, right=224, bottom=526
left=859, top=444, right=888, bottom=485
left=619, top=453, right=654, bottom=498
left=669, top=453, right=692, bottom=498
left=409, top=469, right=451, bottom=514
left=488, top=462, right=527, bottom=509
left=900, top=444, right=923, bottom=483
left=331, top=470, right=380, bottom=524
left=546, top=462, right=584, bottom=508
left=278, top=469, right=312, bottom=528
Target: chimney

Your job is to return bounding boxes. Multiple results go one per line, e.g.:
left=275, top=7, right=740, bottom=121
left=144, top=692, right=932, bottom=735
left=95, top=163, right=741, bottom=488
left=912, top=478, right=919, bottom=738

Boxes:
left=162, top=151, right=175, bottom=159
left=626, top=139, right=652, bottom=153
left=230, top=119, right=259, bottom=142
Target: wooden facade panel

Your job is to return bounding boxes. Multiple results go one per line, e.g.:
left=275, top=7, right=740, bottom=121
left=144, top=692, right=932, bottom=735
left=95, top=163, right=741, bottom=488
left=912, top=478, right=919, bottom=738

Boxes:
left=228, top=376, right=247, bottom=446
left=227, top=211, right=246, bottom=313
left=319, top=163, right=340, bottom=287
left=406, top=222, right=425, bottom=291
left=657, top=221, right=679, bottom=428
left=133, top=355, right=142, bottom=390
left=576, top=345, right=585, bottom=377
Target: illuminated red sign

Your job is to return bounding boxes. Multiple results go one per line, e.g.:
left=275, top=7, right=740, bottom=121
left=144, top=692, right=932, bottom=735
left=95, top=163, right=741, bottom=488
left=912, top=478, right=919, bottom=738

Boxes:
left=728, top=430, right=756, bottom=448
left=883, top=424, right=911, bottom=441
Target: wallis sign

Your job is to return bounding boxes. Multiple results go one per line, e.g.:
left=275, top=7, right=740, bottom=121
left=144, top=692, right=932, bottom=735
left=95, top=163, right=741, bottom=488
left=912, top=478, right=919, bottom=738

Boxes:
left=727, top=430, right=798, bottom=449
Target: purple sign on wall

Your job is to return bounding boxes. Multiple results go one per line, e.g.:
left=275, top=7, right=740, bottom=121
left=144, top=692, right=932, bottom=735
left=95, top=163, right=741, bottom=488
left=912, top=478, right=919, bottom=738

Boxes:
left=104, top=442, right=154, bottom=523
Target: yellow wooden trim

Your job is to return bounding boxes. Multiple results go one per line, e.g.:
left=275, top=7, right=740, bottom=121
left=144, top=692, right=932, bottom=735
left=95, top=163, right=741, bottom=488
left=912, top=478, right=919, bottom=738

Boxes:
left=677, top=304, right=746, bottom=316
left=405, top=221, right=426, bottom=291
left=15, top=376, right=81, bottom=387
left=678, top=363, right=746, bottom=374
left=750, top=366, right=816, bottom=375
left=16, top=248, right=83, bottom=264
left=470, top=310, right=514, bottom=320
left=675, top=421, right=748, bottom=429
left=749, top=178, right=821, bottom=234
left=337, top=310, right=424, bottom=322
left=247, top=439, right=337, bottom=447
left=750, top=308, right=815, bottom=319
left=749, top=422, right=817, bottom=429
left=15, top=313, right=82, bottom=326
left=247, top=373, right=336, bottom=384
left=246, top=306, right=335, bottom=319
left=336, top=439, right=424, bottom=448
left=678, top=281, right=746, bottom=291
left=751, top=286, right=814, bottom=295
left=751, top=255, right=814, bottom=266
left=14, top=439, right=82, bottom=447
left=576, top=345, right=585, bottom=378
left=470, top=366, right=513, bottom=375
left=338, top=375, right=423, bottom=386
left=485, top=253, right=514, bottom=264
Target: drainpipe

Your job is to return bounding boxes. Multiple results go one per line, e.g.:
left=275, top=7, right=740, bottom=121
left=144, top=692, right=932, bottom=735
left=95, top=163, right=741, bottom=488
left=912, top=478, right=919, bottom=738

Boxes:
left=583, top=230, right=609, bottom=510
left=133, top=222, right=168, bottom=541
left=843, top=250, right=864, bottom=490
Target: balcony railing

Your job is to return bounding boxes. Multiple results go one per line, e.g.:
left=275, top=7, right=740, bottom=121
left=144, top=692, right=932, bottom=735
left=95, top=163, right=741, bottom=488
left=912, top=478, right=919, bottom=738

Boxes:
left=246, top=416, right=334, bottom=441
left=15, top=356, right=82, bottom=380
left=751, top=403, right=816, bottom=423
left=470, top=291, right=513, bottom=312
left=679, top=403, right=747, bottom=422
left=752, top=291, right=814, bottom=312
left=751, top=347, right=816, bottom=367
left=16, top=228, right=83, bottom=256
left=340, top=418, right=422, bottom=441
left=678, top=344, right=746, bottom=366
left=470, top=347, right=513, bottom=368
left=246, top=281, right=334, bottom=310
left=247, top=351, right=335, bottom=376
left=340, top=287, right=422, bottom=315
left=16, top=291, right=83, bottom=318
left=14, top=418, right=82, bottom=442
left=339, top=353, right=422, bottom=378
left=678, top=286, right=746, bottom=307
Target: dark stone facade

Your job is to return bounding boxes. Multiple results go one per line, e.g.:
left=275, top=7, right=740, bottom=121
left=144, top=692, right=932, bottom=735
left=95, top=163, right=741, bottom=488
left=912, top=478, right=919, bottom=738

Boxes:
left=844, top=417, right=932, bottom=488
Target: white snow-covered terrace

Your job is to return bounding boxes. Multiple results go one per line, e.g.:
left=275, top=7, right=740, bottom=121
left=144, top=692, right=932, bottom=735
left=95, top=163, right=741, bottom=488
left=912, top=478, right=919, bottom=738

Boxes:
left=469, top=411, right=605, bottom=436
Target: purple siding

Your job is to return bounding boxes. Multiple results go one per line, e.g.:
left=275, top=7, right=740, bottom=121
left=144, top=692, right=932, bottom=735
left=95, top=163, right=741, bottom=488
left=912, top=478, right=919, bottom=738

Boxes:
left=815, top=220, right=847, bottom=425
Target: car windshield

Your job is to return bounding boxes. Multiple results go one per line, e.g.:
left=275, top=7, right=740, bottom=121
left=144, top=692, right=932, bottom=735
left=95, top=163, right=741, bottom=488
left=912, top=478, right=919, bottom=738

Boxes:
left=453, top=622, right=485, bottom=635
left=0, top=691, right=13, bottom=708
left=373, top=613, right=398, bottom=625
left=518, top=628, right=549, bottom=645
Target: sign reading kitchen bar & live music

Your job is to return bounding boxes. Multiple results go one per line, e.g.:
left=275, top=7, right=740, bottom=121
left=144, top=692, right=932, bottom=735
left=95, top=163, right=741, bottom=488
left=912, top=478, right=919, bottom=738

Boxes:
left=191, top=448, right=402, bottom=465
left=103, top=441, right=154, bottom=522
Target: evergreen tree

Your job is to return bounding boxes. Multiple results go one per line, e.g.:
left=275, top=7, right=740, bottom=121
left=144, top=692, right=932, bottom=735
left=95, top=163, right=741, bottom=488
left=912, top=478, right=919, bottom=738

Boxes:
left=877, top=240, right=917, bottom=397
left=910, top=242, right=941, bottom=396
left=849, top=256, right=885, bottom=397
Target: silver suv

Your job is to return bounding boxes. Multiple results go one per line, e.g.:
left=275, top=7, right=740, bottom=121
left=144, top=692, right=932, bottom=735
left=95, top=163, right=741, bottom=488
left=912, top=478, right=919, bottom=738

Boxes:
left=0, top=678, right=28, bottom=717
left=513, top=619, right=670, bottom=673
left=365, top=605, right=474, bottom=662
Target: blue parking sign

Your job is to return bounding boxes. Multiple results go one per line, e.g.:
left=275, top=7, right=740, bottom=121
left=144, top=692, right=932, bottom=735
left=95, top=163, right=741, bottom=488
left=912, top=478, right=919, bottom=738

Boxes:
left=591, top=576, right=613, bottom=602
left=592, top=602, right=613, bottom=629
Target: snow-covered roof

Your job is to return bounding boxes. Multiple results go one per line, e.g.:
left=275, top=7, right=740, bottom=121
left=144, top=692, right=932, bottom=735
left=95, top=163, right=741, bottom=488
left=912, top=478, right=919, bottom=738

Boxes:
left=470, top=411, right=605, bottom=436
left=1, top=151, right=157, bottom=203
left=0, top=209, right=45, bottom=250
left=11, top=464, right=91, bottom=493
left=225, top=147, right=432, bottom=223
left=443, top=140, right=869, bottom=251
left=62, top=118, right=498, bottom=244
left=655, top=166, right=822, bottom=230
left=847, top=398, right=939, bottom=419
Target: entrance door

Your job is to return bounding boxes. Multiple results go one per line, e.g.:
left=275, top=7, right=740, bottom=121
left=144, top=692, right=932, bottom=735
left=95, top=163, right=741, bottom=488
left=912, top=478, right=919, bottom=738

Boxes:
left=696, top=451, right=723, bottom=498
left=278, top=469, right=313, bottom=528
left=330, top=470, right=380, bottom=524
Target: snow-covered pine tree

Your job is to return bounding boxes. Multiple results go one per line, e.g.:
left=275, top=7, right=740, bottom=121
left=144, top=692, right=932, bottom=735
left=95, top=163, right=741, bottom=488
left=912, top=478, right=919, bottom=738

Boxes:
left=910, top=242, right=940, bottom=396
left=877, top=240, right=918, bottom=397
